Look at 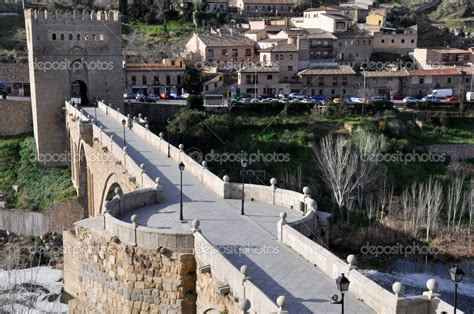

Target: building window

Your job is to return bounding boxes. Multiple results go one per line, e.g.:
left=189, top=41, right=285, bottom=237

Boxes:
left=77, top=34, right=81, bottom=40
left=154, top=76, right=159, bottom=85
left=131, top=76, right=136, bottom=85
left=401, top=39, right=405, bottom=44
left=332, top=77, right=338, bottom=86
left=447, top=77, right=452, bottom=83
left=288, top=66, right=293, bottom=72
left=342, top=76, right=348, bottom=85
left=289, top=54, right=293, bottom=60
left=69, top=34, right=73, bottom=40
left=142, top=76, right=147, bottom=85
left=245, top=48, right=251, bottom=56
left=232, top=49, right=238, bottom=57
left=60, top=34, right=65, bottom=40
left=177, top=75, right=181, bottom=85
left=279, top=54, right=283, bottom=60
left=331, top=89, right=335, bottom=95
left=275, top=55, right=279, bottom=60
left=318, top=77, right=324, bottom=86
left=222, top=49, right=228, bottom=56
left=411, top=39, right=415, bottom=43
left=419, top=78, right=424, bottom=84
left=166, top=76, right=171, bottom=85
left=208, top=49, right=214, bottom=57
left=52, top=33, right=57, bottom=40
left=381, top=39, right=385, bottom=43
left=267, top=74, right=273, bottom=80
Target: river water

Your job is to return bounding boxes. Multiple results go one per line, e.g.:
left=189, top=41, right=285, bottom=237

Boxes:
left=359, top=257, right=474, bottom=313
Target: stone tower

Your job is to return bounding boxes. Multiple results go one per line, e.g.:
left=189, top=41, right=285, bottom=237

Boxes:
left=25, top=9, right=123, bottom=166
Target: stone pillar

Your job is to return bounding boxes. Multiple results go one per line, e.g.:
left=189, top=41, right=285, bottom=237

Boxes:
left=277, top=212, right=287, bottom=242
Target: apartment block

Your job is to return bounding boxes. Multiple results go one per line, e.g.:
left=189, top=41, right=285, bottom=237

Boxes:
left=124, top=58, right=186, bottom=95
left=298, top=65, right=357, bottom=97
left=413, top=47, right=472, bottom=69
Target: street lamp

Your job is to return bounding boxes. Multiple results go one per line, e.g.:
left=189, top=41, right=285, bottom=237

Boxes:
left=449, top=264, right=465, bottom=314
left=121, top=118, right=127, bottom=147
left=241, top=159, right=248, bottom=215
left=179, top=161, right=185, bottom=221
left=331, top=273, right=350, bottom=314
left=360, top=66, right=366, bottom=115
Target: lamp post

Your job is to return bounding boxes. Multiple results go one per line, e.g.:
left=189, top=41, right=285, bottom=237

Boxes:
left=450, top=264, right=464, bottom=314
left=121, top=118, right=127, bottom=147
left=179, top=161, right=185, bottom=221
left=331, top=273, right=350, bottom=314
left=360, top=66, right=366, bottom=115
left=241, top=159, right=248, bottom=215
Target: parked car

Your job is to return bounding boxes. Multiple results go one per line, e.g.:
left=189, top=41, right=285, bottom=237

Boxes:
left=350, top=97, right=364, bottom=104
left=123, top=92, right=136, bottom=100
left=135, top=93, right=145, bottom=101
left=181, top=93, right=190, bottom=100
left=310, top=95, right=326, bottom=102
left=427, top=89, right=453, bottom=98
left=288, top=93, right=305, bottom=100
left=422, top=96, right=441, bottom=102
left=371, top=95, right=388, bottom=101
left=446, top=96, right=459, bottom=103
left=403, top=96, right=418, bottom=104
left=169, top=93, right=182, bottom=100
left=159, top=92, right=170, bottom=99
left=145, top=94, right=160, bottom=102
left=391, top=94, right=404, bottom=101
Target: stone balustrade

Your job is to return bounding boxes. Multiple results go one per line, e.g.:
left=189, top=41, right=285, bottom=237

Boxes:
left=194, top=230, right=284, bottom=313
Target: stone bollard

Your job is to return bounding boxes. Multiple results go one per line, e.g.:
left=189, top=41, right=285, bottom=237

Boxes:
left=114, top=187, right=122, bottom=213
left=155, top=177, right=162, bottom=202
left=270, top=178, right=277, bottom=204
left=201, top=161, right=207, bottom=182
left=178, top=144, right=184, bottom=161
left=123, top=146, right=128, bottom=167
left=223, top=175, right=230, bottom=198
left=191, top=219, right=201, bottom=233
left=102, top=210, right=110, bottom=229
left=131, top=214, right=139, bottom=246
left=110, top=134, right=114, bottom=152
left=392, top=282, right=404, bottom=297
left=140, top=163, right=146, bottom=188
left=277, top=295, right=287, bottom=313
left=347, top=254, right=357, bottom=271
left=238, top=298, right=251, bottom=314
left=277, top=212, right=287, bottom=242
left=423, top=279, right=440, bottom=300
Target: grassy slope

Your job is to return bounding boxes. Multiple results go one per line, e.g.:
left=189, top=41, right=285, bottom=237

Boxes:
left=0, top=135, right=76, bottom=210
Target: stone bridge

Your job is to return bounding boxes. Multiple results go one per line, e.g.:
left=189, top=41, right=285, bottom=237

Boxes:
left=63, top=101, right=461, bottom=314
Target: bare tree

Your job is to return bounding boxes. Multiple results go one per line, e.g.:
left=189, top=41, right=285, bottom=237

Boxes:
left=366, top=193, right=378, bottom=227
left=446, top=174, right=465, bottom=229
left=314, top=135, right=360, bottom=220
left=424, top=177, right=444, bottom=242
left=377, top=177, right=394, bottom=221
left=352, top=129, right=382, bottom=208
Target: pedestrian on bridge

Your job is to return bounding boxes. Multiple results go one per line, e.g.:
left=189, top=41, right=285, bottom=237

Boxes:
left=127, top=114, right=133, bottom=130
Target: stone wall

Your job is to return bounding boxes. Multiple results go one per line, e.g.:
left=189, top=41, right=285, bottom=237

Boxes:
left=63, top=225, right=197, bottom=313
left=0, top=100, right=33, bottom=136
left=0, top=199, right=83, bottom=235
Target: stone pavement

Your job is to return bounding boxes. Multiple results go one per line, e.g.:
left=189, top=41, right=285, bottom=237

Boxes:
left=84, top=107, right=374, bottom=313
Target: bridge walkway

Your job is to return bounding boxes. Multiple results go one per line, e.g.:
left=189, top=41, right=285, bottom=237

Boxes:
left=84, top=107, right=374, bottom=313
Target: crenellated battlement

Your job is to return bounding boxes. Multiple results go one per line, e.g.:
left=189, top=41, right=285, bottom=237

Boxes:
left=24, top=8, right=120, bottom=22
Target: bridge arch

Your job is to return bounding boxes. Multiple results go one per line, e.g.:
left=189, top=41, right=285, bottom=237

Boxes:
left=99, top=173, right=123, bottom=213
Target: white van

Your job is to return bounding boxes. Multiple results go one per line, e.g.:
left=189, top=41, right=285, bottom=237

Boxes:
left=467, top=92, right=473, bottom=102
left=427, top=89, right=453, bottom=98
